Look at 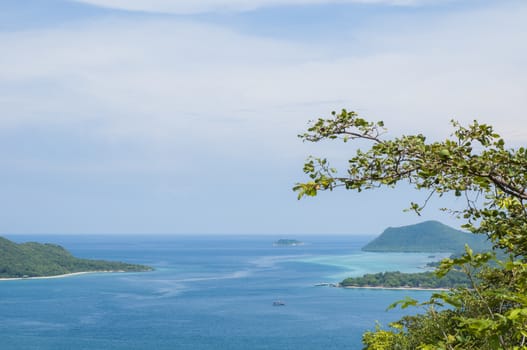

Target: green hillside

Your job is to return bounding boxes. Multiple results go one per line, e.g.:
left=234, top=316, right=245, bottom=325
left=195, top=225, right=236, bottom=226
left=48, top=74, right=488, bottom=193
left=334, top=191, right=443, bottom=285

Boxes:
left=0, top=236, right=152, bottom=278
left=340, top=270, right=470, bottom=289
left=362, top=221, right=491, bottom=253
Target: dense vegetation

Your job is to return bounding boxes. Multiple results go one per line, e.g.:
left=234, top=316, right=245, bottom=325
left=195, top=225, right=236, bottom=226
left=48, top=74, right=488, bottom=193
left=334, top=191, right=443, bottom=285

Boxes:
left=362, top=220, right=491, bottom=253
left=355, top=221, right=488, bottom=290
left=295, top=110, right=527, bottom=349
left=341, top=270, right=470, bottom=289
left=273, top=239, right=303, bottom=246
left=0, top=236, right=152, bottom=278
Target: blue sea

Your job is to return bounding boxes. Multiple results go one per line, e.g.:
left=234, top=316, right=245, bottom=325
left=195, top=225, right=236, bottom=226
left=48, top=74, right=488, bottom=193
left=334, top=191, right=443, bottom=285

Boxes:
left=0, top=235, right=446, bottom=350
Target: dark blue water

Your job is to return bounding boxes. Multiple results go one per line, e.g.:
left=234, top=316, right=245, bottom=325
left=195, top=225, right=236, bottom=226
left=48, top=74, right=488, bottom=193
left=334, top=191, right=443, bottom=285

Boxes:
left=0, top=235, right=436, bottom=349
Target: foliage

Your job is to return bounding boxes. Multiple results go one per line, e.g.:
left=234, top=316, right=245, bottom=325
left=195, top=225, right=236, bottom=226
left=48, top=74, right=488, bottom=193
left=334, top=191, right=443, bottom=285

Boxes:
left=295, top=110, right=527, bottom=349
left=341, top=270, right=470, bottom=289
left=362, top=220, right=491, bottom=253
left=0, top=236, right=152, bottom=278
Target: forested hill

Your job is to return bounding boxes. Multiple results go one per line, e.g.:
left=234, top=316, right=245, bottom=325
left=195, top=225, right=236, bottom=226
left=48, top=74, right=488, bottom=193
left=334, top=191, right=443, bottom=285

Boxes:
left=362, top=221, right=491, bottom=253
left=0, top=236, right=152, bottom=278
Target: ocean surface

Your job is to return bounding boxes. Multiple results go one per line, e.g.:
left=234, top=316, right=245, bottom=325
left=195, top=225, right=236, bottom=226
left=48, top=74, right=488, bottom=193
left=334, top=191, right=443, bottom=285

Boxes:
left=0, top=235, right=447, bottom=350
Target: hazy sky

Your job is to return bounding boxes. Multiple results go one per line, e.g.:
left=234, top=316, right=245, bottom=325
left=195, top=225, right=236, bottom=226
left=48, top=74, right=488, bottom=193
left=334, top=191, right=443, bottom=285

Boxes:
left=1, top=0, right=526, bottom=235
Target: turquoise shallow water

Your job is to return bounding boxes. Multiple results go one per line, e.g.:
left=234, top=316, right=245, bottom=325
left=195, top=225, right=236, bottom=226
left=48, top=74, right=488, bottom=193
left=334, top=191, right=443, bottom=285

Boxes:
left=0, top=235, right=441, bottom=349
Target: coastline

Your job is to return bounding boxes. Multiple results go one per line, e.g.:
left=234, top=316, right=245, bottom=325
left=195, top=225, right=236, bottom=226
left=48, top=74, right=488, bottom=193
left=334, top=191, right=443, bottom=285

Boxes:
left=342, top=285, right=449, bottom=291
left=0, top=270, right=127, bottom=282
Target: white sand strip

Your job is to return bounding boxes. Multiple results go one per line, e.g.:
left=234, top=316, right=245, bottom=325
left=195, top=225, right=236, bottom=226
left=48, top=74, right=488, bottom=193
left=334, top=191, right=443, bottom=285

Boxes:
left=0, top=270, right=125, bottom=281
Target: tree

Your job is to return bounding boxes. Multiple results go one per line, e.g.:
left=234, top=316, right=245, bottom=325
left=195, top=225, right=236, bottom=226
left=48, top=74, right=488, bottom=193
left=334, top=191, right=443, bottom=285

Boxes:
left=294, top=110, right=527, bottom=349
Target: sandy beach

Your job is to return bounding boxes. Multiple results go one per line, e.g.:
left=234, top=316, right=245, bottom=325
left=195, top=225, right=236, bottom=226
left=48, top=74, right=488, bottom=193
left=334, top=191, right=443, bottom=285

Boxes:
left=0, top=271, right=124, bottom=282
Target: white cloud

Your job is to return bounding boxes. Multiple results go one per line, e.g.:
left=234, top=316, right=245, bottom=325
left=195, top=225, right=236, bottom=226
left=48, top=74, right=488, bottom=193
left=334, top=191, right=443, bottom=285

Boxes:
left=1, top=1, right=526, bottom=234
left=1, top=1, right=526, bottom=165
left=71, top=0, right=450, bottom=14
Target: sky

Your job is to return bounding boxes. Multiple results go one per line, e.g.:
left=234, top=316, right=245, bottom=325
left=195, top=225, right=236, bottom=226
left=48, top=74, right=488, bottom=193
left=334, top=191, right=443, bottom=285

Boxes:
left=1, top=0, right=526, bottom=235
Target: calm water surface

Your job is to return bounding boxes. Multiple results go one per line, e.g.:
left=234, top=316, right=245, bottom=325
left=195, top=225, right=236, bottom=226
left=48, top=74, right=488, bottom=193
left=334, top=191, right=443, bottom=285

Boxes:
left=0, top=235, right=442, bottom=349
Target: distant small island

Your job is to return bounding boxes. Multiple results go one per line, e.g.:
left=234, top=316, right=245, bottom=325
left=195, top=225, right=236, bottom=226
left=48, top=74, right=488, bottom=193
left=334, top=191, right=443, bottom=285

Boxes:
left=0, top=236, right=152, bottom=279
left=273, top=239, right=304, bottom=246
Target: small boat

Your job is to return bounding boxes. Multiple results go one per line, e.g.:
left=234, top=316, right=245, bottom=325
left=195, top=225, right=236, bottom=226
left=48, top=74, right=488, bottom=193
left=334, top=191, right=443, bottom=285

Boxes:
left=272, top=300, right=285, bottom=306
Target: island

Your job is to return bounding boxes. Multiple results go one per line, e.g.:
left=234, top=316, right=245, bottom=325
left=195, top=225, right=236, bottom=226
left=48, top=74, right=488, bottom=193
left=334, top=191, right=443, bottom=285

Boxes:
left=362, top=220, right=491, bottom=253
left=340, top=270, right=470, bottom=289
left=0, top=236, right=152, bottom=279
left=273, top=239, right=304, bottom=246
left=335, top=221, right=495, bottom=290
